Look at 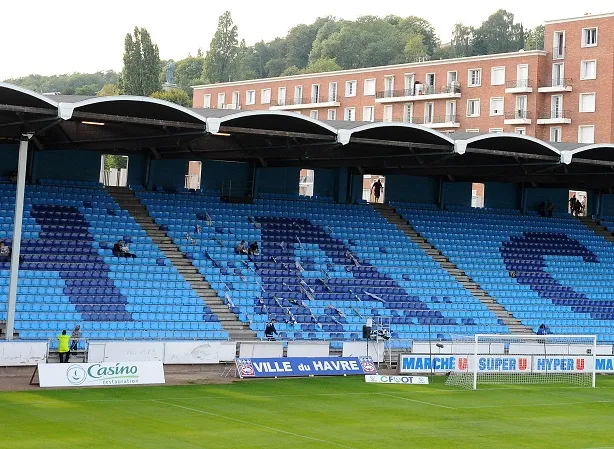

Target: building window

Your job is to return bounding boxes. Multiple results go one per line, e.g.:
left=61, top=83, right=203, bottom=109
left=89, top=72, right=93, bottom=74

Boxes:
left=217, top=92, right=225, bottom=109
left=579, top=93, right=596, bottom=113
left=327, top=109, right=336, bottom=120
left=232, top=91, right=240, bottom=107
left=294, top=86, right=303, bottom=104
left=468, top=69, right=482, bottom=87
left=363, top=106, right=375, bottom=122
left=491, top=67, right=505, bottom=86
left=515, top=127, right=526, bottom=135
left=490, top=97, right=504, bottom=116
left=277, top=87, right=286, bottom=106
left=466, top=128, right=480, bottom=133
left=553, top=31, right=565, bottom=59
left=364, top=79, right=376, bottom=96
left=582, top=28, right=598, bottom=47
left=515, top=95, right=528, bottom=118
left=404, top=73, right=415, bottom=94
left=550, top=127, right=562, bottom=142
left=203, top=94, right=211, bottom=108
left=489, top=128, right=504, bottom=133
left=466, top=99, right=480, bottom=117
left=403, top=103, right=414, bottom=123
left=424, top=102, right=435, bottom=123
left=580, top=60, right=597, bottom=80
left=261, top=88, right=271, bottom=104
left=447, top=71, right=458, bottom=87
left=311, top=84, right=320, bottom=103
left=445, top=101, right=457, bottom=122
left=345, top=80, right=357, bottom=97
left=551, top=95, right=563, bottom=118
left=309, top=110, right=318, bottom=119
left=552, top=63, right=565, bottom=86
left=516, top=64, right=529, bottom=87
left=384, top=76, right=395, bottom=96
left=578, top=125, right=595, bottom=144
left=344, top=107, right=355, bottom=121
left=299, top=169, right=314, bottom=197
left=328, top=82, right=337, bottom=102
left=245, top=90, right=256, bottom=105
left=383, top=105, right=392, bottom=123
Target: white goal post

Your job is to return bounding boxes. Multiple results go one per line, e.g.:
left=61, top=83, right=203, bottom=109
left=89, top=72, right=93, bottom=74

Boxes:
left=445, top=334, right=597, bottom=390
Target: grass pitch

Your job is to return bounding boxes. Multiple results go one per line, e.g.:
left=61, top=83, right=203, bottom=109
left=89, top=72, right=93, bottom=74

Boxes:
left=0, top=375, right=613, bottom=449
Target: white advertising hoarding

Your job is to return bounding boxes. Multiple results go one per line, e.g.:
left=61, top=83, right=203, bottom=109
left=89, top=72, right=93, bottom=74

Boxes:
left=365, top=375, right=429, bottom=385
left=286, top=342, right=330, bottom=358
left=163, top=341, right=236, bottom=364
left=238, top=342, right=284, bottom=359
left=38, top=362, right=165, bottom=388
left=87, top=341, right=165, bottom=363
left=0, top=341, right=48, bottom=366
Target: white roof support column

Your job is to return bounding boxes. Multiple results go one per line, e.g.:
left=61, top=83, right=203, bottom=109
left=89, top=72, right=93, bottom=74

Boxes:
left=6, top=134, right=31, bottom=340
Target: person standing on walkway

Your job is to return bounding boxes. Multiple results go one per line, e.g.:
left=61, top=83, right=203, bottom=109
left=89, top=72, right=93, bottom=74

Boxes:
left=70, top=325, right=81, bottom=351
left=58, top=330, right=71, bottom=363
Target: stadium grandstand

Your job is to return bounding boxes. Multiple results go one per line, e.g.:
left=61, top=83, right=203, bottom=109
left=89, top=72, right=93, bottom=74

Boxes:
left=1, top=81, right=614, bottom=357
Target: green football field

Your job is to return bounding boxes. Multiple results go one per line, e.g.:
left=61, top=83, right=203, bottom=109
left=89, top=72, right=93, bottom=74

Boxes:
left=0, top=375, right=613, bottom=449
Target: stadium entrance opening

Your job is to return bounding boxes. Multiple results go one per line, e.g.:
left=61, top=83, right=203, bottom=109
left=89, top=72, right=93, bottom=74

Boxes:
left=186, top=161, right=202, bottom=190
left=299, top=169, right=314, bottom=197
left=100, top=154, right=129, bottom=187
left=471, top=183, right=485, bottom=208
left=569, top=190, right=587, bottom=216
left=363, top=174, right=385, bottom=203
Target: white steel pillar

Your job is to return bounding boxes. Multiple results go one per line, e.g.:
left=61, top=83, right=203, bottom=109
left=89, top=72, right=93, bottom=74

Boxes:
left=5, top=134, right=31, bottom=340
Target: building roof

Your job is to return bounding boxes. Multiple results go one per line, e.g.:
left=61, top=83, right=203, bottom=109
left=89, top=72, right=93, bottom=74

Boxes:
left=1, top=83, right=614, bottom=187
left=191, top=50, right=547, bottom=90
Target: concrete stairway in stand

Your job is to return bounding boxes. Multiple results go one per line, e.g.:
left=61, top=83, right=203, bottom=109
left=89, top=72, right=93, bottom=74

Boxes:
left=106, top=186, right=256, bottom=340
left=372, top=203, right=533, bottom=335
left=577, top=215, right=614, bottom=246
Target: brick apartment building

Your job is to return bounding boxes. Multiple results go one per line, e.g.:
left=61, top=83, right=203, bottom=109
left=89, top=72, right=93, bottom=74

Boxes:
left=193, top=12, right=614, bottom=145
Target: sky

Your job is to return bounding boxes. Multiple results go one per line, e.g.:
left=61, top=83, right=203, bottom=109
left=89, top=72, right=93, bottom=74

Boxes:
left=0, top=0, right=610, bottom=81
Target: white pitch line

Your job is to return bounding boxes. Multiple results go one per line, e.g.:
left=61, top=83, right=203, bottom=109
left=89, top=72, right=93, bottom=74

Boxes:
left=153, top=399, right=359, bottom=449
left=4, top=391, right=377, bottom=405
left=377, top=393, right=455, bottom=409
left=457, top=399, right=614, bottom=410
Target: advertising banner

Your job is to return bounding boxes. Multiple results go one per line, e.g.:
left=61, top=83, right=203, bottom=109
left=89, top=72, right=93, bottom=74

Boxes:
left=38, top=362, right=165, bottom=388
left=0, top=342, right=48, bottom=366
left=235, top=356, right=377, bottom=379
left=365, top=375, right=429, bottom=385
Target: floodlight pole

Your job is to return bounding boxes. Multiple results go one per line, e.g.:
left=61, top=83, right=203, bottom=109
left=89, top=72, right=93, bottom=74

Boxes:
left=6, top=134, right=31, bottom=340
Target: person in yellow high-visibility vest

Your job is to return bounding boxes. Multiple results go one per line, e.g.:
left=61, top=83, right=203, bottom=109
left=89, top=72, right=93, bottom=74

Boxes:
left=58, top=330, right=71, bottom=363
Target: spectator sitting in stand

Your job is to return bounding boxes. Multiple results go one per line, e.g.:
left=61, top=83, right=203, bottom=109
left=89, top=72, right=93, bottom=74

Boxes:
left=113, top=240, right=136, bottom=258
left=537, top=323, right=551, bottom=335
left=248, top=241, right=260, bottom=256
left=538, top=201, right=546, bottom=217
left=235, top=240, right=247, bottom=255
left=0, top=241, right=10, bottom=262
left=8, top=169, right=17, bottom=184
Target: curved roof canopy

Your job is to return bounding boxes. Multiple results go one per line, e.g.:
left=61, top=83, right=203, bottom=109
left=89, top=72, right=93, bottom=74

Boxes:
left=2, top=83, right=614, bottom=185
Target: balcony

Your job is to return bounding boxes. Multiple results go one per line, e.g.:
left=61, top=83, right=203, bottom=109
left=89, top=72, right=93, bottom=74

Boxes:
left=505, top=79, right=533, bottom=94
left=538, top=78, right=573, bottom=93
left=375, top=83, right=462, bottom=103
left=553, top=46, right=565, bottom=60
left=504, top=110, right=532, bottom=125
left=269, top=95, right=340, bottom=110
left=536, top=109, right=572, bottom=125
left=418, top=114, right=460, bottom=129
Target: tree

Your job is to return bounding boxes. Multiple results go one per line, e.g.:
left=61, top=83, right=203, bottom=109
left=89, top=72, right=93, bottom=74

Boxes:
left=525, top=25, right=545, bottom=50
left=98, top=84, right=120, bottom=96
left=150, top=89, right=191, bottom=107
left=120, top=27, right=161, bottom=96
left=285, top=18, right=334, bottom=69
left=403, top=33, right=428, bottom=62
left=472, top=10, right=524, bottom=55
left=5, top=71, right=118, bottom=95
left=302, top=58, right=341, bottom=74
left=204, top=11, right=239, bottom=83
left=450, top=23, right=474, bottom=57
left=174, top=54, right=207, bottom=96
left=281, top=66, right=301, bottom=76
left=104, top=155, right=128, bottom=170
left=319, top=16, right=406, bottom=69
